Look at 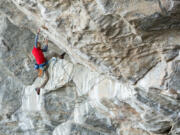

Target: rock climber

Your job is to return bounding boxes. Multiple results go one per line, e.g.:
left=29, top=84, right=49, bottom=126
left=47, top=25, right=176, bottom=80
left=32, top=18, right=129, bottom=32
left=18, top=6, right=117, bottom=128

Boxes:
left=32, top=29, right=65, bottom=95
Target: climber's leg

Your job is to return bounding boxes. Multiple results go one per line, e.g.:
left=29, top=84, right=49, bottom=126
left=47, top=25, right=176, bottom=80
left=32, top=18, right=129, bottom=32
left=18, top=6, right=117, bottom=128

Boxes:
left=35, top=52, right=65, bottom=95
left=46, top=52, right=66, bottom=61
left=35, top=69, right=49, bottom=95
left=38, top=69, right=43, bottom=77
left=40, top=69, right=49, bottom=89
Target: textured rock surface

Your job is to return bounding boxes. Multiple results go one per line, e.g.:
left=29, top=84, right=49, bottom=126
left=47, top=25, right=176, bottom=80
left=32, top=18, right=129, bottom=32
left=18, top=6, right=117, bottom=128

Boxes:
left=0, top=0, right=180, bottom=135
left=0, top=15, right=36, bottom=85
left=0, top=14, right=36, bottom=130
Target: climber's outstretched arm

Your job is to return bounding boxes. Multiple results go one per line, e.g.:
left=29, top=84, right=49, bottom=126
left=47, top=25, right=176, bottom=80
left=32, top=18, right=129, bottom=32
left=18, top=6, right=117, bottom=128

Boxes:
left=42, top=39, right=48, bottom=52
left=46, top=52, right=66, bottom=61
left=35, top=29, right=40, bottom=48
left=42, top=45, right=48, bottom=52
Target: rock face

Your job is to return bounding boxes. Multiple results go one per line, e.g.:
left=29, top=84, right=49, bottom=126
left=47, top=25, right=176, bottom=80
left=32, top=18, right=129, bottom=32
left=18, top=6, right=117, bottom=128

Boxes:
left=0, top=13, right=35, bottom=123
left=0, top=0, right=180, bottom=135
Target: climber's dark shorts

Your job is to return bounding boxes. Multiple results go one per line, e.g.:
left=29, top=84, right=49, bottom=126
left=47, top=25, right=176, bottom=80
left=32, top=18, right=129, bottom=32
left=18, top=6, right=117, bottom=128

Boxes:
left=34, top=60, right=48, bottom=71
left=40, top=60, right=49, bottom=71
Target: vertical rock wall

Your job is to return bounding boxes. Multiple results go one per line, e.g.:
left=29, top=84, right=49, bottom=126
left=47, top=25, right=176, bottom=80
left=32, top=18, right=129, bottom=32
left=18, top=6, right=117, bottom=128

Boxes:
left=0, top=0, right=180, bottom=135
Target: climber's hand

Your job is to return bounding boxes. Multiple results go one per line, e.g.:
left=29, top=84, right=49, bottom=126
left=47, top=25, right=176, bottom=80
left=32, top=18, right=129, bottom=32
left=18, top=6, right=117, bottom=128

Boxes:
left=37, top=28, right=40, bottom=34
left=45, top=38, right=48, bottom=45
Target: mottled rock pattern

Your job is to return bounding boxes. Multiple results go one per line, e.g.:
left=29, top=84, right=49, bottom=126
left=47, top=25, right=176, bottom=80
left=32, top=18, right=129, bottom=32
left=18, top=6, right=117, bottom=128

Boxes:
left=0, top=15, right=37, bottom=135
left=44, top=81, right=76, bottom=126
left=0, top=0, right=180, bottom=135
left=170, top=117, right=180, bottom=135
left=5, top=0, right=179, bottom=84
left=0, top=15, right=36, bottom=85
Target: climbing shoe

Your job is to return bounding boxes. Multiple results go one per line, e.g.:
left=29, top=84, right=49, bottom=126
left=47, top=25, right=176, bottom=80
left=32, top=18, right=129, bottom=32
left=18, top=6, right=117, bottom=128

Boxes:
left=35, top=88, right=40, bottom=95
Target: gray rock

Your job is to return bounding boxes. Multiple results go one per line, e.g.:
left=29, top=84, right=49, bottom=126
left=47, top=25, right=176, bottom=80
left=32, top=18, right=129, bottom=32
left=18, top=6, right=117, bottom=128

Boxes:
left=80, top=102, right=116, bottom=133
left=169, top=60, right=180, bottom=92
left=70, top=123, right=113, bottom=135
left=0, top=15, right=37, bottom=134
left=164, top=49, right=179, bottom=62
left=0, top=16, right=37, bottom=85
left=135, top=87, right=180, bottom=116
left=134, top=87, right=180, bottom=134
left=169, top=118, right=180, bottom=135
left=0, top=59, right=23, bottom=121
left=1, top=0, right=180, bottom=135
left=142, top=111, right=172, bottom=134
left=44, top=81, right=76, bottom=126
left=54, top=121, right=116, bottom=135
left=85, top=109, right=116, bottom=132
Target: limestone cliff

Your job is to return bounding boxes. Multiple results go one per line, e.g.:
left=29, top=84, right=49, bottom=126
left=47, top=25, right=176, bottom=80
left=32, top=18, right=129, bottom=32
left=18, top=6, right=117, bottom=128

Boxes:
left=0, top=0, right=180, bottom=135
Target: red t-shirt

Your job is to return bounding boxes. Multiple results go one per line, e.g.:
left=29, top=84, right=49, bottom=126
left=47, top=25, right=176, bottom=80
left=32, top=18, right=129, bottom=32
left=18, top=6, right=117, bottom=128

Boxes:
left=32, top=47, right=46, bottom=64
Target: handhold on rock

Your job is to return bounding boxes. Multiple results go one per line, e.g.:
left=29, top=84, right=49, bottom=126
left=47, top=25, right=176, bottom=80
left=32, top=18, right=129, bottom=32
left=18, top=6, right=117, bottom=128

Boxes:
left=60, top=52, right=66, bottom=59
left=42, top=25, right=48, bottom=31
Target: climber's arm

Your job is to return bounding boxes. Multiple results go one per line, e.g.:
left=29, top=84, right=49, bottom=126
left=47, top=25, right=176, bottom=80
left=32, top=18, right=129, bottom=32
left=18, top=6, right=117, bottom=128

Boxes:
left=42, top=45, right=48, bottom=52
left=35, top=29, right=40, bottom=48
left=42, top=39, right=48, bottom=52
